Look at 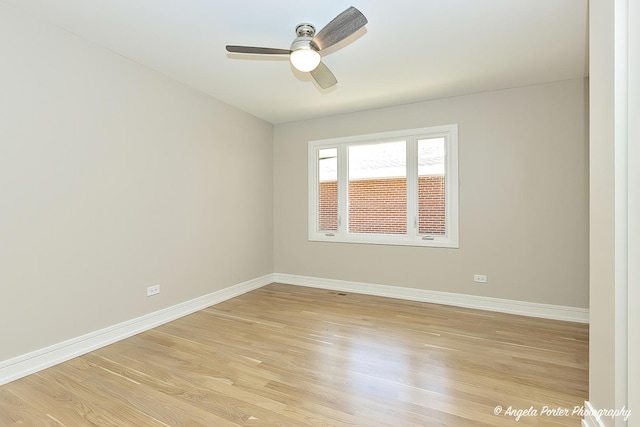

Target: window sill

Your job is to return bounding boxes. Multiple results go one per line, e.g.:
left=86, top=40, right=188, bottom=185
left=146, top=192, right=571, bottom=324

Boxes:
left=309, top=232, right=459, bottom=248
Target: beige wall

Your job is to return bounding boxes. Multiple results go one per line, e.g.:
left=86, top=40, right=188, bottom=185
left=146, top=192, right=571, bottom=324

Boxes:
left=0, top=5, right=273, bottom=361
left=274, top=78, right=589, bottom=308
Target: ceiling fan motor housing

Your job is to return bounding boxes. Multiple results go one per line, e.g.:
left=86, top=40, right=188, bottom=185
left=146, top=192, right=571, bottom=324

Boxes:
left=291, top=23, right=317, bottom=52
left=291, top=36, right=314, bottom=51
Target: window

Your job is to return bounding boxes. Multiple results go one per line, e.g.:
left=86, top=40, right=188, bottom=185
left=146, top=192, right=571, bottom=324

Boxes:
left=308, top=125, right=458, bottom=248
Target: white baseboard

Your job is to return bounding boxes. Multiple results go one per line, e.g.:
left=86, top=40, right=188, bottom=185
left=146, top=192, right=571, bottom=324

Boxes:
left=0, top=274, right=273, bottom=386
left=581, top=401, right=606, bottom=427
left=273, top=273, right=589, bottom=323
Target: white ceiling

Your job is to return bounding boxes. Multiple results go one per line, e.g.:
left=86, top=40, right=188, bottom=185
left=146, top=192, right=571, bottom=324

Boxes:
left=3, top=0, right=588, bottom=124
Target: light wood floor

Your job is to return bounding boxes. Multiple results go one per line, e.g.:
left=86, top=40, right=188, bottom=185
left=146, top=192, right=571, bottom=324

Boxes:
left=1, top=283, right=588, bottom=426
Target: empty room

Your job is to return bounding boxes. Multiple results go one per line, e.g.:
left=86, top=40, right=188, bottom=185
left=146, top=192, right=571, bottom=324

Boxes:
left=0, top=1, right=637, bottom=426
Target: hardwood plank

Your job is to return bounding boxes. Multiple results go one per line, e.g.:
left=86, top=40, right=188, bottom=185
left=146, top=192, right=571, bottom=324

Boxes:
left=3, top=373, right=101, bottom=427
left=0, top=388, right=63, bottom=426
left=0, top=283, right=588, bottom=426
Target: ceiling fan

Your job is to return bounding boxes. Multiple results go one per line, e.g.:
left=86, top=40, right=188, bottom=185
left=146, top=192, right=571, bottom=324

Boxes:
left=225, top=6, right=367, bottom=89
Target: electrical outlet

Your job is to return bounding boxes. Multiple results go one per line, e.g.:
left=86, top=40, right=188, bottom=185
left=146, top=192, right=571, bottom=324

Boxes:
left=473, top=274, right=488, bottom=283
left=146, top=285, right=160, bottom=296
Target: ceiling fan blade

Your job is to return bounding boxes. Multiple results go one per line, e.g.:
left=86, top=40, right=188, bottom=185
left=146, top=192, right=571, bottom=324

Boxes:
left=310, top=62, right=338, bottom=89
left=226, top=45, right=291, bottom=55
left=311, top=6, right=368, bottom=51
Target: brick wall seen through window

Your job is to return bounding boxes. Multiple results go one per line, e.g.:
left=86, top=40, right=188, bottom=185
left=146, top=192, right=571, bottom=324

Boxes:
left=318, top=176, right=445, bottom=234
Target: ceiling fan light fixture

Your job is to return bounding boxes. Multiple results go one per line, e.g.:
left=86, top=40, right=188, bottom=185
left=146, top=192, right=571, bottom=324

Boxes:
left=225, top=7, right=368, bottom=88
left=290, top=48, right=321, bottom=72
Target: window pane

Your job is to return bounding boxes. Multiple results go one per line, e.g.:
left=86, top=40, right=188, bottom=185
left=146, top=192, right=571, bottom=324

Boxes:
left=348, top=141, right=406, bottom=234
left=318, top=148, right=338, bottom=231
left=418, top=137, right=446, bottom=235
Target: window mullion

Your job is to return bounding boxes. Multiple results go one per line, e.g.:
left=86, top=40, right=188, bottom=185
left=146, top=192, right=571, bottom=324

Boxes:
left=406, top=137, right=418, bottom=239
left=337, top=144, right=349, bottom=235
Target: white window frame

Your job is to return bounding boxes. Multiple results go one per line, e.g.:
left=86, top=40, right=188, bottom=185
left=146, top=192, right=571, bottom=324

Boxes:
left=308, top=124, right=459, bottom=248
